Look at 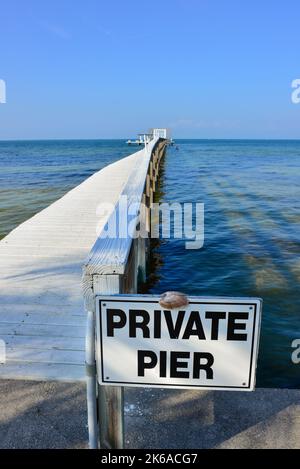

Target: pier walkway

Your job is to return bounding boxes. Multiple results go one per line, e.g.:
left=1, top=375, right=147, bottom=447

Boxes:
left=0, top=147, right=143, bottom=382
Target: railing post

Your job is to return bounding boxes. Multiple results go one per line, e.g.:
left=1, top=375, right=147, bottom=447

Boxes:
left=93, top=274, right=125, bottom=449
left=85, top=308, right=98, bottom=449
left=98, top=385, right=124, bottom=449
left=137, top=192, right=149, bottom=284
left=83, top=138, right=167, bottom=450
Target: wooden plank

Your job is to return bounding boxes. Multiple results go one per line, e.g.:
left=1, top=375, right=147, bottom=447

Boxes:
left=0, top=303, right=84, bottom=316
left=0, top=295, right=84, bottom=308
left=1, top=335, right=84, bottom=351
left=0, top=246, right=89, bottom=258
left=0, top=311, right=86, bottom=326
left=0, top=323, right=85, bottom=338
left=5, top=347, right=85, bottom=365
left=0, top=363, right=85, bottom=382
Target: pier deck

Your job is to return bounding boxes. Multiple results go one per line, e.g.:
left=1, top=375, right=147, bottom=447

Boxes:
left=0, top=150, right=141, bottom=382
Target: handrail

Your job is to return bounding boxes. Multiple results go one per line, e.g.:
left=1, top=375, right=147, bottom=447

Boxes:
left=82, top=135, right=167, bottom=449
left=83, top=137, right=160, bottom=276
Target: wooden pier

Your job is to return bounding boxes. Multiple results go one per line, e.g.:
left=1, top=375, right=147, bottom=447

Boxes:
left=0, top=137, right=166, bottom=384
left=0, top=135, right=167, bottom=449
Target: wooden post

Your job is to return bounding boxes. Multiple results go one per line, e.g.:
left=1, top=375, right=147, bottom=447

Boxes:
left=137, top=236, right=146, bottom=283
left=93, top=242, right=141, bottom=449
left=146, top=173, right=151, bottom=199
left=97, top=385, right=124, bottom=449
left=144, top=190, right=151, bottom=235
left=93, top=274, right=125, bottom=449
left=137, top=194, right=147, bottom=283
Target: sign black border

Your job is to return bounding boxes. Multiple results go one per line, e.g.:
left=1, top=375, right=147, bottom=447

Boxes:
left=98, top=298, right=259, bottom=390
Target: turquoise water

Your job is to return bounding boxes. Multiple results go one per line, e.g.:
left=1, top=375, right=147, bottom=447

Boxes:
left=149, top=140, right=300, bottom=389
left=0, top=140, right=132, bottom=240
left=0, top=139, right=299, bottom=388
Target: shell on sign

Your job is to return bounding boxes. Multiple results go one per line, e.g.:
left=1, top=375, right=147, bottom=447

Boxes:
left=159, top=291, right=189, bottom=310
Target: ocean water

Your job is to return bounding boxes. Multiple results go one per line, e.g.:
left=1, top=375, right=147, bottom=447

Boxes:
left=0, top=140, right=133, bottom=240
left=149, top=140, right=300, bottom=389
left=0, top=139, right=300, bottom=388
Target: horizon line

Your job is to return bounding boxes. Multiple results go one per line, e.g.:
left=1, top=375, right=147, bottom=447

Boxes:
left=1, top=137, right=300, bottom=142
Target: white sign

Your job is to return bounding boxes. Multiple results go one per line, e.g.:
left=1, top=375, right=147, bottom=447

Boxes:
left=96, top=295, right=262, bottom=391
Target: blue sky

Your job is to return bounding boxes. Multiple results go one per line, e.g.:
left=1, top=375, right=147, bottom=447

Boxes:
left=0, top=0, right=299, bottom=139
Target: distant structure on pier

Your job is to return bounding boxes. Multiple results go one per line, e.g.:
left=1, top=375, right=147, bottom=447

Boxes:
left=127, top=128, right=172, bottom=145
left=149, top=128, right=170, bottom=139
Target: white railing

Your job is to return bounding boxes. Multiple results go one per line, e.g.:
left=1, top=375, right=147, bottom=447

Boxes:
left=82, top=137, right=167, bottom=448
